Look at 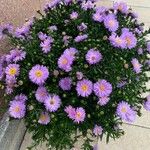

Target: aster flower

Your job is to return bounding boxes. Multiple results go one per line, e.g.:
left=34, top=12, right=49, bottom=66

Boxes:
left=77, top=23, right=87, bottom=31
left=40, top=36, right=53, bottom=53
left=38, top=32, right=48, bottom=41
left=76, top=72, right=83, bottom=80
left=29, top=65, right=49, bottom=85
left=98, top=97, right=110, bottom=106
left=14, top=94, right=28, bottom=103
left=144, top=95, right=150, bottom=111
left=59, top=77, right=72, bottom=91
left=64, top=0, right=73, bottom=5
left=137, top=48, right=143, bottom=55
left=74, top=107, right=86, bottom=124
left=74, top=34, right=88, bottom=42
left=58, top=54, right=74, bottom=72
left=82, top=0, right=94, bottom=10
left=116, top=101, right=136, bottom=122
left=121, top=28, right=137, bottom=49
left=86, top=49, right=102, bottom=65
left=5, top=77, right=16, bottom=90
left=70, top=11, right=78, bottom=20
left=92, top=12, right=104, bottom=22
left=76, top=79, right=93, bottom=97
left=9, top=100, right=26, bottom=119
left=117, top=80, right=127, bottom=88
left=93, top=144, right=98, bottom=150
left=131, top=58, right=142, bottom=74
left=93, top=125, right=103, bottom=136
left=65, top=105, right=76, bottom=120
left=109, top=33, right=126, bottom=49
left=44, top=0, right=61, bottom=11
left=35, top=86, right=48, bottom=103
left=48, top=25, right=58, bottom=32
left=44, top=94, right=61, bottom=112
left=15, top=19, right=33, bottom=38
left=104, top=14, right=119, bottom=32
left=147, top=42, right=150, bottom=53
left=93, top=80, right=112, bottom=97
left=5, top=64, right=20, bottom=78
left=63, top=35, right=71, bottom=46
left=6, top=48, right=26, bottom=63
left=0, top=24, right=13, bottom=40
left=63, top=47, right=78, bottom=57
left=38, top=112, right=50, bottom=125
left=113, top=2, right=128, bottom=14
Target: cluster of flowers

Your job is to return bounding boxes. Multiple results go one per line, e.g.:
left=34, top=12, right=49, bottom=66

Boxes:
left=0, top=0, right=150, bottom=149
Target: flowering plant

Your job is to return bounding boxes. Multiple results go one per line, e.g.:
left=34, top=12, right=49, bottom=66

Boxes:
left=0, top=0, right=150, bottom=149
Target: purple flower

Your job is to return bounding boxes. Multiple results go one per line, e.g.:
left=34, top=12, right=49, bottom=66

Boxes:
left=94, top=80, right=112, bottom=97
left=40, top=36, right=53, bottom=53
left=86, top=49, right=102, bottom=65
left=44, top=94, right=61, bottom=112
left=82, top=0, right=94, bottom=10
left=116, top=101, right=136, bottom=122
left=6, top=48, right=26, bottom=63
left=65, top=105, right=76, bottom=120
left=109, top=33, right=126, bottom=49
left=59, top=77, right=72, bottom=91
left=77, top=23, right=87, bottom=31
left=76, top=79, right=93, bottom=97
left=117, top=80, right=127, bottom=88
left=14, top=94, right=27, bottom=103
left=74, top=107, right=86, bottom=124
left=45, top=0, right=61, bottom=10
left=98, top=97, right=110, bottom=106
left=70, top=11, right=79, bottom=20
left=38, top=112, right=50, bottom=125
left=63, top=47, right=78, bottom=57
left=76, top=72, right=83, bottom=80
left=15, top=19, right=33, bottom=39
left=48, top=25, right=58, bottom=32
left=5, top=64, right=20, bottom=78
left=121, top=28, right=137, bottom=49
left=104, top=14, right=119, bottom=32
left=58, top=53, right=74, bottom=72
left=29, top=65, right=49, bottom=85
left=0, top=64, right=4, bottom=80
left=93, top=144, right=99, bottom=150
left=93, top=125, right=103, bottom=136
left=38, top=32, right=48, bottom=41
left=5, top=77, right=16, bottom=94
left=92, top=12, right=104, bottom=22
left=137, top=48, right=143, bottom=55
left=9, top=100, right=26, bottom=119
left=113, top=2, right=128, bottom=14
left=74, top=34, right=88, bottom=42
left=64, top=0, right=73, bottom=5
left=144, top=95, right=150, bottom=111
left=0, top=24, right=13, bottom=39
left=63, top=35, right=71, bottom=46
left=35, top=86, right=48, bottom=103
left=131, top=58, right=142, bottom=74
left=147, top=42, right=150, bottom=53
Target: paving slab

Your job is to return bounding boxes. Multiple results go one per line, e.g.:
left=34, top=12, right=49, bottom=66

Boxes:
left=20, top=123, right=150, bottom=150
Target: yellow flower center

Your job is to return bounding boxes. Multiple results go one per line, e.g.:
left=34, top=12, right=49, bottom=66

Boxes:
left=116, top=38, right=122, bottom=44
left=62, top=58, right=68, bottom=65
left=99, top=84, right=105, bottom=91
left=109, top=20, right=115, bottom=27
left=50, top=98, right=55, bottom=105
left=76, top=112, right=81, bottom=118
left=40, top=114, right=47, bottom=122
left=35, top=70, right=43, bottom=77
left=118, top=5, right=123, bottom=11
left=126, top=37, right=131, bottom=45
left=9, top=68, right=17, bottom=76
left=81, top=84, right=88, bottom=92
left=121, top=107, right=127, bottom=113
left=14, top=106, right=20, bottom=113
